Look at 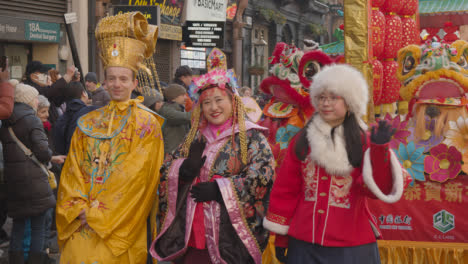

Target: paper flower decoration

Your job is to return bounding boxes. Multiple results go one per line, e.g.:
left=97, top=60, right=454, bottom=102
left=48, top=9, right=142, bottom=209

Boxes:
left=443, top=116, right=468, bottom=154
left=193, top=70, right=233, bottom=94
left=381, top=114, right=411, bottom=150
left=395, top=142, right=426, bottom=186
left=407, top=117, right=443, bottom=152
left=424, top=144, right=462, bottom=183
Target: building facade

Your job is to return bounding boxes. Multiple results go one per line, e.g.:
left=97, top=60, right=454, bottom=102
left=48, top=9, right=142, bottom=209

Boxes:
left=0, top=0, right=89, bottom=80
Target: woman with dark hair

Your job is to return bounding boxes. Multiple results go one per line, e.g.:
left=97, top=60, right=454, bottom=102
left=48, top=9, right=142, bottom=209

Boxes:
left=263, top=65, right=409, bottom=264
left=151, top=70, right=274, bottom=264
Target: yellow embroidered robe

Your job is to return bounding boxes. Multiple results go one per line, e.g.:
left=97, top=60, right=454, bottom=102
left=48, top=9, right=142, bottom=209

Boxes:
left=56, top=99, right=164, bottom=264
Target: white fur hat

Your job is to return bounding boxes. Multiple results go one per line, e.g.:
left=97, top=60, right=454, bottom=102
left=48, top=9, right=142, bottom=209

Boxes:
left=309, top=64, right=369, bottom=117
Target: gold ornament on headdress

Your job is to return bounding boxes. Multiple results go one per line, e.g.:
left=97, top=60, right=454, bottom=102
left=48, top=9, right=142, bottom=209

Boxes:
left=95, top=12, right=158, bottom=77
left=96, top=11, right=164, bottom=99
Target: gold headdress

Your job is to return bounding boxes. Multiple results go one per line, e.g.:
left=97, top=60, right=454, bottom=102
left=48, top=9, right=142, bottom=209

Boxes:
left=96, top=12, right=163, bottom=95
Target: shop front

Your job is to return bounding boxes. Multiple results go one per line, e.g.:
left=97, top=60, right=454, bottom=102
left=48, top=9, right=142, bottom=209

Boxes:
left=0, top=16, right=64, bottom=81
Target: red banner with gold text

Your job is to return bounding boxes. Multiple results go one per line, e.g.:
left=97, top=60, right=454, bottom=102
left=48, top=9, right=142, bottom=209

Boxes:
left=368, top=176, right=468, bottom=243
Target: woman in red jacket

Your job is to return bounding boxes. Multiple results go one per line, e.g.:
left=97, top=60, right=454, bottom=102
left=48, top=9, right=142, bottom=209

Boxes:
left=263, top=65, right=409, bottom=263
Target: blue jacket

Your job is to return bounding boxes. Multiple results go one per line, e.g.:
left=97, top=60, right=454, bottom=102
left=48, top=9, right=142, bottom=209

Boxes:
left=53, top=99, right=99, bottom=155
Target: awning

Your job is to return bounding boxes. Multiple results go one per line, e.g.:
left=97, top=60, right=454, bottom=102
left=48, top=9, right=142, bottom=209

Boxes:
left=419, top=0, right=468, bottom=27
left=320, top=40, right=344, bottom=56
left=419, top=0, right=468, bottom=15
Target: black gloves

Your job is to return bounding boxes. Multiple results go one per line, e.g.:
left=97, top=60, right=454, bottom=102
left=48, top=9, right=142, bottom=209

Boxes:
left=275, top=247, right=288, bottom=263
left=190, top=182, right=222, bottom=203
left=179, top=138, right=206, bottom=183
left=371, top=120, right=396, bottom=145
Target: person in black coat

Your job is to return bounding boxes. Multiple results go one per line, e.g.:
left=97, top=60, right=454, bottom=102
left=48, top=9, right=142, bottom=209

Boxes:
left=54, top=82, right=99, bottom=155
left=22, top=61, right=76, bottom=127
left=0, top=83, right=57, bottom=264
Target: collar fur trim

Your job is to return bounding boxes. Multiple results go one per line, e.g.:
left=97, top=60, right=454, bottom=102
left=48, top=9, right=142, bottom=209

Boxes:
left=306, top=115, right=353, bottom=176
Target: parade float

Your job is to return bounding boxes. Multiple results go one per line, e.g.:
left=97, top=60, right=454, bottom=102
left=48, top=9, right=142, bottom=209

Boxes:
left=258, top=0, right=468, bottom=262
left=340, top=0, right=468, bottom=262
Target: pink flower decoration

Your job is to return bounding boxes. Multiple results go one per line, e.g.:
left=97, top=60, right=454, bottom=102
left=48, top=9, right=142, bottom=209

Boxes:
left=382, top=114, right=411, bottom=149
left=193, top=70, right=233, bottom=93
left=424, top=144, right=462, bottom=183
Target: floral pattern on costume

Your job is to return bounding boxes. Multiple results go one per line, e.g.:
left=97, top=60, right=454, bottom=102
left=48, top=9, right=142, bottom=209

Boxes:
left=157, top=128, right=274, bottom=252
left=302, top=156, right=351, bottom=208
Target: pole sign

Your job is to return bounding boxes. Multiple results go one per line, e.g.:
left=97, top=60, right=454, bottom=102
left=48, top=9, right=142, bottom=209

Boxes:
left=113, top=5, right=160, bottom=26
left=186, top=0, right=227, bottom=21
left=64, top=12, right=77, bottom=24
left=183, top=21, right=224, bottom=48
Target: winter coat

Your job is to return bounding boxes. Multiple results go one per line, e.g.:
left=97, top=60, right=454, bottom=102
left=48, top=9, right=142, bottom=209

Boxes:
left=23, top=78, right=68, bottom=126
left=264, top=115, right=408, bottom=248
left=90, top=86, right=111, bottom=107
left=0, top=81, right=14, bottom=119
left=157, top=102, right=190, bottom=154
left=54, top=99, right=99, bottom=155
left=0, top=103, right=55, bottom=218
left=152, top=122, right=274, bottom=264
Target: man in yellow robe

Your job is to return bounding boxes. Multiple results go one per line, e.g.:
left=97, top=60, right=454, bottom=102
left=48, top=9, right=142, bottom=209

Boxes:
left=56, top=12, right=164, bottom=264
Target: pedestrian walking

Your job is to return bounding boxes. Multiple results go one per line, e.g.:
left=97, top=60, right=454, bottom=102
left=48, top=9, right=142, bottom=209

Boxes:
left=151, top=69, right=274, bottom=264
left=263, top=65, right=409, bottom=264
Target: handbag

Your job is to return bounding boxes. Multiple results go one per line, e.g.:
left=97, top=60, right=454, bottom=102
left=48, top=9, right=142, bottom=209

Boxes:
left=8, top=127, right=57, bottom=190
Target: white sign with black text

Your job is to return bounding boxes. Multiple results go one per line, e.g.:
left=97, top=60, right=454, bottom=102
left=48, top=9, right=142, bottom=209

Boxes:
left=186, top=0, right=228, bottom=22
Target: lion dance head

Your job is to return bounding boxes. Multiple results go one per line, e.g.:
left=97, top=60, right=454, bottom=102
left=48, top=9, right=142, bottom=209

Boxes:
left=397, top=40, right=468, bottom=141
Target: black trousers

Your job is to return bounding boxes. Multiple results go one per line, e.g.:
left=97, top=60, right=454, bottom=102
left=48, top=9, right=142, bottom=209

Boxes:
left=287, top=237, right=381, bottom=264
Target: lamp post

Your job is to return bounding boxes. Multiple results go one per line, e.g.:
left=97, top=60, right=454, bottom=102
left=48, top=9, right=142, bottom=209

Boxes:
left=251, top=33, right=268, bottom=92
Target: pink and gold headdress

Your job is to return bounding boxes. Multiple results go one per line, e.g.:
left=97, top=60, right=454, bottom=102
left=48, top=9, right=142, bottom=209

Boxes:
left=182, top=69, right=248, bottom=164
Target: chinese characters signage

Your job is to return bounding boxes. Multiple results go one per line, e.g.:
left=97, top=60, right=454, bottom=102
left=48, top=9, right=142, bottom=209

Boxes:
left=183, top=21, right=224, bottom=48
left=368, top=177, right=468, bottom=243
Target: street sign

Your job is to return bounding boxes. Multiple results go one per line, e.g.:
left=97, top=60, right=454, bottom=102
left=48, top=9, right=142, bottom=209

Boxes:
left=183, top=21, right=224, bottom=48
left=64, top=12, right=77, bottom=24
